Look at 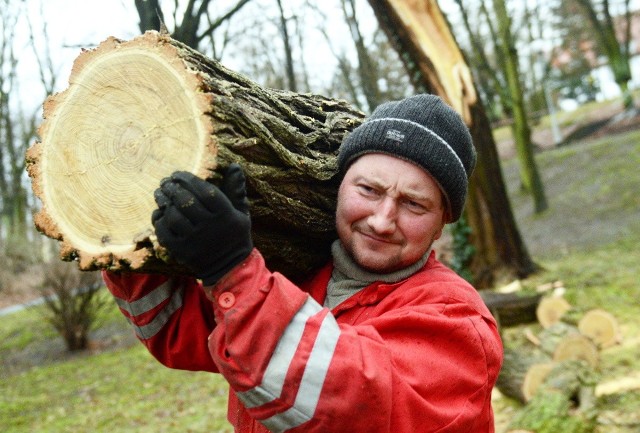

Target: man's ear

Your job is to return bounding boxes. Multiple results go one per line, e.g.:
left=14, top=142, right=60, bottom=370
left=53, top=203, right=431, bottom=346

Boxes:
left=433, top=225, right=444, bottom=241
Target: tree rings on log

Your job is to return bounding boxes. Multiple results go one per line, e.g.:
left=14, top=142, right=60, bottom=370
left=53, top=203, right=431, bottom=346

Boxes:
left=26, top=31, right=364, bottom=282
left=521, top=362, right=555, bottom=402
left=552, top=334, right=599, bottom=367
left=578, top=308, right=621, bottom=349
left=536, top=296, right=571, bottom=328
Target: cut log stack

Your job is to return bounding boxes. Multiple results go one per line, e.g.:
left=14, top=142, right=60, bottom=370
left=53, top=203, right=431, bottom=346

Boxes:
left=26, top=31, right=365, bottom=282
left=498, top=286, right=622, bottom=433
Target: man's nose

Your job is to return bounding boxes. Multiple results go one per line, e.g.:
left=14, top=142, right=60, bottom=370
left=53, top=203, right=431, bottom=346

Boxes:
left=367, top=198, right=397, bottom=234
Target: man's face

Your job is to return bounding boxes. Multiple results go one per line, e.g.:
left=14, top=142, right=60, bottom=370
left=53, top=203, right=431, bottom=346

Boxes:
left=336, top=153, right=446, bottom=273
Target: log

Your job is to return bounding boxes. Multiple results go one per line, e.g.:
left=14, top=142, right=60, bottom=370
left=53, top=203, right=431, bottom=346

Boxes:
left=521, top=362, right=555, bottom=402
left=497, top=322, right=600, bottom=403
left=578, top=308, right=621, bottom=349
left=496, top=346, right=552, bottom=403
left=536, top=295, right=572, bottom=328
left=480, top=291, right=542, bottom=328
left=506, top=360, right=599, bottom=433
left=552, top=334, right=599, bottom=367
left=26, top=31, right=365, bottom=282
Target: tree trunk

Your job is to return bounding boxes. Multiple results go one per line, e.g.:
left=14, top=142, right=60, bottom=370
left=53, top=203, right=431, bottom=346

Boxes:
left=366, top=0, right=537, bottom=288
left=480, top=291, right=542, bottom=328
left=493, top=0, right=548, bottom=213
left=26, top=31, right=364, bottom=283
left=575, top=0, right=635, bottom=111
left=464, top=102, right=538, bottom=286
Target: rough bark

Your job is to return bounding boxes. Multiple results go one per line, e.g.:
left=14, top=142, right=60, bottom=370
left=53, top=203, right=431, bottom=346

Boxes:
left=26, top=31, right=364, bottom=283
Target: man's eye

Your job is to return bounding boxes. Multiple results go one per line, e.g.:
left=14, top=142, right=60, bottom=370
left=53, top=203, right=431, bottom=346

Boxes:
left=404, top=199, right=427, bottom=213
left=358, top=184, right=377, bottom=195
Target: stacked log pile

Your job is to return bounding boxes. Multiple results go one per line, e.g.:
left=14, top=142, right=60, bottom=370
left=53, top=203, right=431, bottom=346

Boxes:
left=496, top=282, right=622, bottom=433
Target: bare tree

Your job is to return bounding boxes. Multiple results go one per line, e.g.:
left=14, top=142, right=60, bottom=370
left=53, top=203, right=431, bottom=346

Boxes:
left=451, top=0, right=508, bottom=120
left=306, top=0, right=408, bottom=111
left=340, top=0, right=382, bottom=111
left=564, top=0, right=635, bottom=110
left=276, top=0, right=298, bottom=91
left=39, top=261, right=106, bottom=351
left=0, top=0, right=43, bottom=258
left=493, top=0, right=548, bottom=213
left=134, top=0, right=253, bottom=52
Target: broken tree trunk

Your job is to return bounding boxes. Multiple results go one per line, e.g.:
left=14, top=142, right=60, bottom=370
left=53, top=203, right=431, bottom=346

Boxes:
left=26, top=31, right=364, bottom=283
left=367, top=0, right=538, bottom=288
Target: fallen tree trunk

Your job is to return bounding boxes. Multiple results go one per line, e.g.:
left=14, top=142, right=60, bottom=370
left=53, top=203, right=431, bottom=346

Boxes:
left=26, top=31, right=364, bottom=282
left=480, top=291, right=542, bottom=328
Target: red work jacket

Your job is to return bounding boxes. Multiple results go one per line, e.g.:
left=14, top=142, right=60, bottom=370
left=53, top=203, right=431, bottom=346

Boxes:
left=103, top=249, right=502, bottom=432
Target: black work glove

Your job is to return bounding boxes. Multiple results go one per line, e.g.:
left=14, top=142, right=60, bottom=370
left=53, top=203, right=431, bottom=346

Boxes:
left=152, top=163, right=253, bottom=286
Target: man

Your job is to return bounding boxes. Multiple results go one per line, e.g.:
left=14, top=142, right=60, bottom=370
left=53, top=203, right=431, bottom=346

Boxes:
left=103, top=94, right=503, bottom=432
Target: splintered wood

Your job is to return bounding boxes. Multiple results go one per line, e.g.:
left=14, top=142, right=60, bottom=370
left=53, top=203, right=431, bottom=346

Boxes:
left=26, top=31, right=364, bottom=281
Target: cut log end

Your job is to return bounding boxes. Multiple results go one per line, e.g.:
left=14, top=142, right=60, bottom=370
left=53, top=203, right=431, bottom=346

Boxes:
left=522, top=362, right=555, bottom=402
left=536, top=296, right=571, bottom=328
left=27, top=31, right=361, bottom=280
left=28, top=32, right=219, bottom=272
left=578, top=308, right=621, bottom=349
left=553, top=334, right=599, bottom=367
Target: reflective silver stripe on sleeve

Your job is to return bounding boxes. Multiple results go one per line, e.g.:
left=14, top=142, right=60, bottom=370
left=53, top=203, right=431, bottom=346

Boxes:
left=236, top=296, right=341, bottom=433
left=236, top=298, right=323, bottom=409
left=129, top=288, right=184, bottom=340
left=114, top=280, right=173, bottom=316
left=115, top=280, right=184, bottom=340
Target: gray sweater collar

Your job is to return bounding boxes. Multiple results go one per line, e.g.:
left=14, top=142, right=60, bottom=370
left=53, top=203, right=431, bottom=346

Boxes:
left=325, top=240, right=430, bottom=309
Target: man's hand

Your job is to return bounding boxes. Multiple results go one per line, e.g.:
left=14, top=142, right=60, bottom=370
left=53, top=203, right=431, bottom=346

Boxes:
left=152, top=163, right=253, bottom=286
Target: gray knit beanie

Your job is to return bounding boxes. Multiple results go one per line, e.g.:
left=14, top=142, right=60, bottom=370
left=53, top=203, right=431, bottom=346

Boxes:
left=337, top=94, right=476, bottom=222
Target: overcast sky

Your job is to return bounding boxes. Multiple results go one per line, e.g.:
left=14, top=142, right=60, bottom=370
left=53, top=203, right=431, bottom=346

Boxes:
left=14, top=0, right=640, bottom=111
left=18, top=0, right=344, bottom=108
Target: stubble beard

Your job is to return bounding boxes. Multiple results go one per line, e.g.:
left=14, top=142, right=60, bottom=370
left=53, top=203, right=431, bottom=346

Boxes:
left=342, top=229, right=436, bottom=274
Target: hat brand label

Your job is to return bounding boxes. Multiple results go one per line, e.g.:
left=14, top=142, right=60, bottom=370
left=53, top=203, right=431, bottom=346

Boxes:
left=386, top=129, right=405, bottom=143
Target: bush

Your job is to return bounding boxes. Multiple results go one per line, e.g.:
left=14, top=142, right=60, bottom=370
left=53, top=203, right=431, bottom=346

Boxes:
left=39, top=261, right=107, bottom=351
left=0, top=252, right=13, bottom=294
left=449, top=215, right=475, bottom=283
left=3, top=236, right=40, bottom=273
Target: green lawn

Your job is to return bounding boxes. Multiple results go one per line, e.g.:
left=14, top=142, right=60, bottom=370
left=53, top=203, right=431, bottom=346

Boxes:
left=0, top=295, right=232, bottom=433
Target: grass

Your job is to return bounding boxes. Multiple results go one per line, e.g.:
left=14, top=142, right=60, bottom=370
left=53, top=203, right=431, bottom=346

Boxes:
left=0, top=344, right=231, bottom=433
left=2, top=109, right=640, bottom=432
left=0, top=294, right=232, bottom=433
